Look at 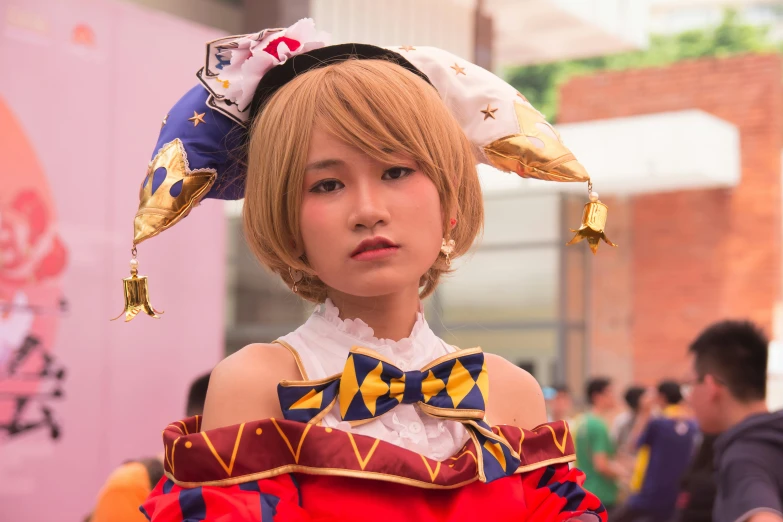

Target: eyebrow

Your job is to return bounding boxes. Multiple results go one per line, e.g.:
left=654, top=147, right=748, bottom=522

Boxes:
left=305, top=158, right=344, bottom=171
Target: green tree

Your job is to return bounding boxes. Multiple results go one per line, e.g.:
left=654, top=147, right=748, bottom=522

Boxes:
left=506, top=9, right=775, bottom=121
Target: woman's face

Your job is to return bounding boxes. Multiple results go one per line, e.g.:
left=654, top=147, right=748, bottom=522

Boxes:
left=299, top=126, right=444, bottom=298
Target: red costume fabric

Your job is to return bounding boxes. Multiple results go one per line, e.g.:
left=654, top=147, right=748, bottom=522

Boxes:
left=141, top=416, right=606, bottom=521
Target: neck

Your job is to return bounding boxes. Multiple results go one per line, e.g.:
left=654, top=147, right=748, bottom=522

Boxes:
left=327, top=285, right=421, bottom=341
left=722, top=399, right=768, bottom=431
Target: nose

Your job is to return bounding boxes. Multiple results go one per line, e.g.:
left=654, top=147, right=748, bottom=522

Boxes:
left=349, top=178, right=390, bottom=231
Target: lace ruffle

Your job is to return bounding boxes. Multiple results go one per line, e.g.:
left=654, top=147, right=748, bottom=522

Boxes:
left=313, top=298, right=428, bottom=366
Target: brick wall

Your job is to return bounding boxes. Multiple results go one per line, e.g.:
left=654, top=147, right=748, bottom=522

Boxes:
left=559, top=54, right=783, bottom=385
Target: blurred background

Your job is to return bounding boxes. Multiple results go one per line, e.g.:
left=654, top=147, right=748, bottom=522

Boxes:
left=2, top=0, right=783, bottom=520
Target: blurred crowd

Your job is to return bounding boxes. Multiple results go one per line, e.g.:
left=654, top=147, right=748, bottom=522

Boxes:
left=545, top=320, right=783, bottom=522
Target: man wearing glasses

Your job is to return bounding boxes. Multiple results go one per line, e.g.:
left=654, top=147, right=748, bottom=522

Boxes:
left=684, top=321, right=783, bottom=522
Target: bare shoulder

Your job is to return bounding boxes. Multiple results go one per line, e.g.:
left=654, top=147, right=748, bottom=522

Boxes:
left=200, top=342, right=303, bottom=431
left=484, top=353, right=547, bottom=429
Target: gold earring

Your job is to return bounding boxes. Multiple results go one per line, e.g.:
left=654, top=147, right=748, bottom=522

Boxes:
left=288, top=266, right=304, bottom=293
left=440, top=238, right=456, bottom=267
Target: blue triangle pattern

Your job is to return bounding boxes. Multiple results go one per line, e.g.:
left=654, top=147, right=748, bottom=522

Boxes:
left=460, top=383, right=485, bottom=410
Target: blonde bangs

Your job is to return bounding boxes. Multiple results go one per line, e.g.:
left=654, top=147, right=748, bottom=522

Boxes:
left=243, top=58, right=483, bottom=302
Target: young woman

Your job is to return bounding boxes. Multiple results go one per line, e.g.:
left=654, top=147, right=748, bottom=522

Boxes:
left=127, top=19, right=608, bottom=522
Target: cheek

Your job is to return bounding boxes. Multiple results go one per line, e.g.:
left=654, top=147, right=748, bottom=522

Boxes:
left=299, top=199, right=336, bottom=263
left=401, top=176, right=444, bottom=241
left=299, top=199, right=322, bottom=238
left=691, top=390, right=711, bottom=412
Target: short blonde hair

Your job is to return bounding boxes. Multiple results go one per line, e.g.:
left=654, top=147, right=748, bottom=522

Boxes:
left=243, top=58, right=483, bottom=302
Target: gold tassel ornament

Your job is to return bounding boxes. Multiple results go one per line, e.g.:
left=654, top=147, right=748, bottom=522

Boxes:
left=566, top=183, right=617, bottom=254
left=112, top=138, right=216, bottom=322
left=481, top=98, right=615, bottom=254
left=111, top=248, right=163, bottom=322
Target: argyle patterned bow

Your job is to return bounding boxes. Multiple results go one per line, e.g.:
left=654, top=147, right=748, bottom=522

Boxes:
left=277, top=346, right=522, bottom=483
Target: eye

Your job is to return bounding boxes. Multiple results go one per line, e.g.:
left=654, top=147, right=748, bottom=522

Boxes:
left=310, top=179, right=344, bottom=193
left=382, top=167, right=415, bottom=181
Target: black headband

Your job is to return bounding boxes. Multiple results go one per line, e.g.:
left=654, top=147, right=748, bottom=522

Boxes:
left=248, top=43, right=433, bottom=123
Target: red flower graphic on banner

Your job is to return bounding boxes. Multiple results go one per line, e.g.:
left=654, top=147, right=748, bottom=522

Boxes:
left=0, top=190, right=67, bottom=291
left=0, top=95, right=69, bottom=446
left=71, top=23, right=95, bottom=47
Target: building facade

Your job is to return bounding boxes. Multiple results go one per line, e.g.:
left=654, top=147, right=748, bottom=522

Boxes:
left=559, top=53, right=783, bottom=402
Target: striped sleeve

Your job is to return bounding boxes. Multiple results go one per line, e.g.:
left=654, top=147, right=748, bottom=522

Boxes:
left=140, top=474, right=309, bottom=522
left=520, top=464, right=608, bottom=522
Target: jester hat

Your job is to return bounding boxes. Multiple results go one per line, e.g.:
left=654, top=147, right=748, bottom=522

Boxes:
left=115, top=19, right=613, bottom=322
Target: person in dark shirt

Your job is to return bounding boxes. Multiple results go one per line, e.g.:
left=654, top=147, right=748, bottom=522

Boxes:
left=613, top=385, right=646, bottom=452
left=685, top=320, right=783, bottom=522
left=675, top=434, right=718, bottom=522
left=613, top=381, right=698, bottom=522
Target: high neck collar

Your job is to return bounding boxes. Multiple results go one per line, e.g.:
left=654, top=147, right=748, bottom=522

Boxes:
left=307, top=298, right=441, bottom=370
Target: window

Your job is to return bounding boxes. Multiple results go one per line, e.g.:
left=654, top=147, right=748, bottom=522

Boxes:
left=224, top=215, right=311, bottom=354
left=427, top=194, right=588, bottom=388
left=437, top=247, right=559, bottom=324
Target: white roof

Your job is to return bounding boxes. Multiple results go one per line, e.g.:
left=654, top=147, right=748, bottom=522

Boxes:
left=488, top=0, right=650, bottom=66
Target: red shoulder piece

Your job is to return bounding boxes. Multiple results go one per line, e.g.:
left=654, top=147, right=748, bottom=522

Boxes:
left=147, top=417, right=605, bottom=521
left=161, top=417, right=575, bottom=488
left=142, top=417, right=606, bottom=522
left=494, top=421, right=576, bottom=472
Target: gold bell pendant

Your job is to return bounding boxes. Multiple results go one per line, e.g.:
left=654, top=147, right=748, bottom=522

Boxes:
left=111, top=247, right=163, bottom=322
left=566, top=182, right=617, bottom=254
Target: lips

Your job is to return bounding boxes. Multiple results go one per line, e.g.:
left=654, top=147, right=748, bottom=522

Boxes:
left=350, top=237, right=399, bottom=258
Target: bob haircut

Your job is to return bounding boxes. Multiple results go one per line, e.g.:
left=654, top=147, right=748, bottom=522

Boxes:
left=243, top=58, right=483, bottom=302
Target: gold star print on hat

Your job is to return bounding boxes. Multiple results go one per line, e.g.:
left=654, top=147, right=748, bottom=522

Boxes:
left=188, top=111, right=206, bottom=127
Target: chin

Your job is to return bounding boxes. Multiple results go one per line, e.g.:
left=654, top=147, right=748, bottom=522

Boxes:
left=327, top=272, right=423, bottom=298
left=694, top=414, right=721, bottom=435
left=699, top=424, right=723, bottom=435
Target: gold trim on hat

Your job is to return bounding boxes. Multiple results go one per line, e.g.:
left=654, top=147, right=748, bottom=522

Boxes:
left=134, top=138, right=217, bottom=246
left=483, top=102, right=589, bottom=183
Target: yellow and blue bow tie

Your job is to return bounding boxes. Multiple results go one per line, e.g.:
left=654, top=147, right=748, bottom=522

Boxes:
left=277, top=346, right=521, bottom=483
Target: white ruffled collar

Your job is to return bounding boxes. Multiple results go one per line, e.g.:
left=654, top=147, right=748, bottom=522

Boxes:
left=308, top=298, right=439, bottom=370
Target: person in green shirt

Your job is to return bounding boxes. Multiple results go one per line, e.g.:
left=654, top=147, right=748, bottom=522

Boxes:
left=576, top=377, right=624, bottom=511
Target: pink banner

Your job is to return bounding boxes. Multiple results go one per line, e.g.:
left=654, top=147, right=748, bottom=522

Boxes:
left=0, top=1, right=225, bottom=519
